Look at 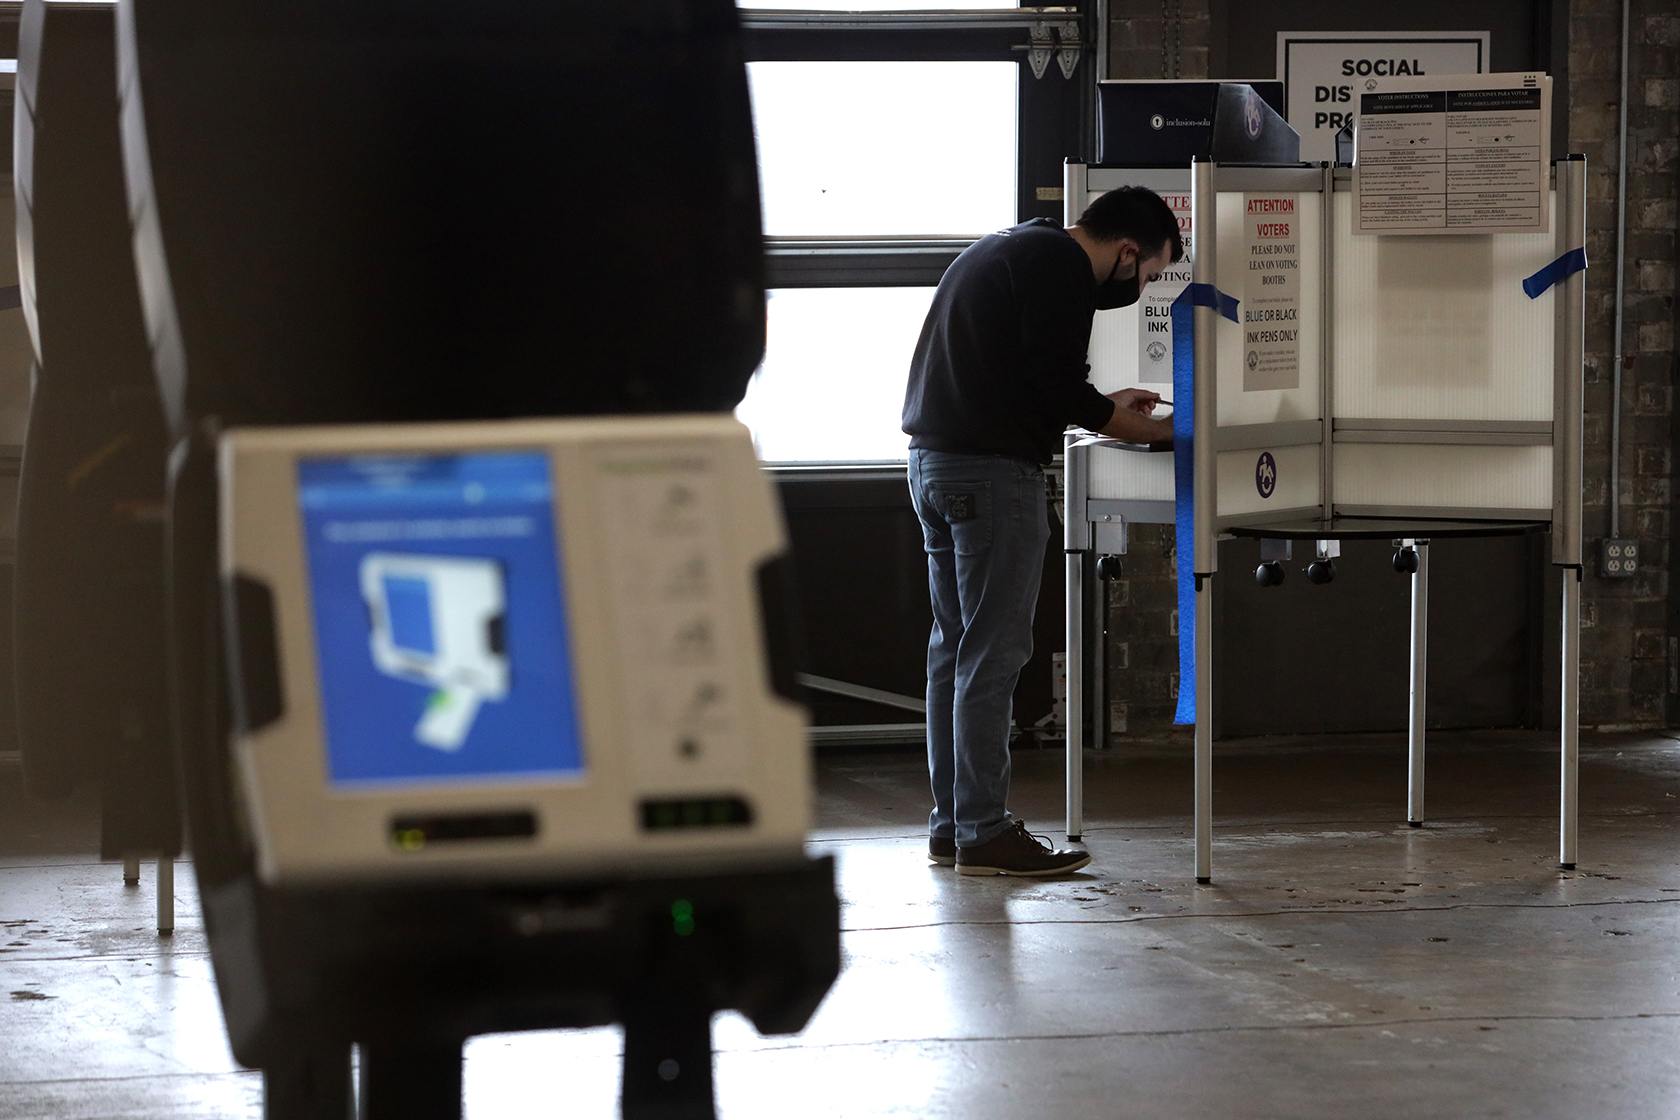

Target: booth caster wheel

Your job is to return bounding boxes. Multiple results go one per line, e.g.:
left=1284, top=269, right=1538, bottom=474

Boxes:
left=1393, top=548, right=1419, bottom=574
left=1255, top=561, right=1285, bottom=587
left=1306, top=560, right=1336, bottom=585
left=1095, top=555, right=1124, bottom=581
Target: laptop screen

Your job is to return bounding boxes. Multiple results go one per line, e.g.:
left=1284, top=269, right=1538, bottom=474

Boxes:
left=296, top=450, right=585, bottom=788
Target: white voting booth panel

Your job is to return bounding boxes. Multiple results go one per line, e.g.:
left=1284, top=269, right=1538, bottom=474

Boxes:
left=1332, top=188, right=1561, bottom=517
left=1062, top=157, right=1586, bottom=879
left=1335, top=444, right=1553, bottom=514
left=1333, top=193, right=1558, bottom=423
left=220, top=414, right=811, bottom=886
left=1080, top=168, right=1326, bottom=521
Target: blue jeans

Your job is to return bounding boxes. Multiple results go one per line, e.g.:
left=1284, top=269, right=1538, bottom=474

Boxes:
left=908, top=449, right=1051, bottom=847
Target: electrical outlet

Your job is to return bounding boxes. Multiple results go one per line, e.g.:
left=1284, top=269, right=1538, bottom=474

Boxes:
left=1601, top=539, right=1639, bottom=578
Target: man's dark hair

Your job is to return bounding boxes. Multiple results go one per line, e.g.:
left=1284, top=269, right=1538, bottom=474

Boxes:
left=1076, top=186, right=1185, bottom=264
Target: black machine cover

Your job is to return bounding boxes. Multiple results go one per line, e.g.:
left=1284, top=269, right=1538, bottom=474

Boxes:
left=1097, top=80, right=1301, bottom=166
left=13, top=0, right=180, bottom=857
left=120, top=0, right=767, bottom=437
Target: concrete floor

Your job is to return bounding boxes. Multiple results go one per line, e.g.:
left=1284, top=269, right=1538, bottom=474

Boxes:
left=4, top=731, right=1680, bottom=1118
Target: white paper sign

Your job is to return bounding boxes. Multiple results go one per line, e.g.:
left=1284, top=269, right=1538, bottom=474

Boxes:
left=1354, top=71, right=1551, bottom=235
left=1136, top=188, right=1193, bottom=385
left=1276, top=31, right=1489, bottom=163
left=1242, top=194, right=1300, bottom=391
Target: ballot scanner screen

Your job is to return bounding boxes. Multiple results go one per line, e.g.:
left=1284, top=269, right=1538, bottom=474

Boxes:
left=296, top=451, right=585, bottom=788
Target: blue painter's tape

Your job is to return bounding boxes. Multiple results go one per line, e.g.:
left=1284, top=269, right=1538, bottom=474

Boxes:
left=1168, top=282, right=1237, bottom=725
left=1175, top=281, right=1240, bottom=324
left=1171, top=295, right=1196, bottom=725
left=1522, top=247, right=1587, bottom=299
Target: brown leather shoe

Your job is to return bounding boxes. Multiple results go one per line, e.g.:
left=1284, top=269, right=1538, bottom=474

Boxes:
left=929, top=835, right=956, bottom=866
left=956, top=820, right=1090, bottom=877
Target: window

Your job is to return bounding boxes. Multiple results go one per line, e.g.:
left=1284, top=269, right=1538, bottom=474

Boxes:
left=749, top=61, right=1017, bottom=238
left=737, top=287, right=935, bottom=463
left=734, top=6, right=1093, bottom=465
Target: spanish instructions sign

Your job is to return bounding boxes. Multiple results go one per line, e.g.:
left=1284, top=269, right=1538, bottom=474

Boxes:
left=1242, top=195, right=1300, bottom=391
left=1137, top=188, right=1193, bottom=384
left=1276, top=32, right=1489, bottom=164
left=1354, top=71, right=1552, bottom=235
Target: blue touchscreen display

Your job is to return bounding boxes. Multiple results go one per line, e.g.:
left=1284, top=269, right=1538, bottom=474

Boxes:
left=297, top=450, right=585, bottom=787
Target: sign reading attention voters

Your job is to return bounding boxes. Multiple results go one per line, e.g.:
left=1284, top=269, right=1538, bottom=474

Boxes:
left=1276, top=31, right=1489, bottom=162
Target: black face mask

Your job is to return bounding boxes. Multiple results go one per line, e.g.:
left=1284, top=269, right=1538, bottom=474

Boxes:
left=1095, top=254, right=1142, bottom=310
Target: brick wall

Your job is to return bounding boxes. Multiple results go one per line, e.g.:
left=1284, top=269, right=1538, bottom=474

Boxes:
left=1569, top=0, right=1679, bottom=728
left=1099, top=0, right=1680, bottom=736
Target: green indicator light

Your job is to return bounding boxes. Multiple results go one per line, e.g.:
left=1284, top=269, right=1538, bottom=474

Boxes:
left=671, top=899, right=696, bottom=937
left=394, top=829, right=426, bottom=851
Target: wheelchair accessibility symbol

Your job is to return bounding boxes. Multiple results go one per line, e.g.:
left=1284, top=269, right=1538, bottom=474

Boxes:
left=1255, top=451, right=1277, bottom=499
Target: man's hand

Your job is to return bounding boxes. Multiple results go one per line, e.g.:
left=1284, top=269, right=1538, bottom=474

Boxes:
left=1109, top=387, right=1161, bottom=416
left=1099, top=388, right=1173, bottom=444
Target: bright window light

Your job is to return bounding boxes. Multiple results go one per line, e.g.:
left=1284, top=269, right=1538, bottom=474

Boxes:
left=736, top=288, right=936, bottom=463
left=748, top=61, right=1017, bottom=237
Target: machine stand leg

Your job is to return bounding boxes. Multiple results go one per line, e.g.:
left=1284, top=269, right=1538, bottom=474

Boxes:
left=156, top=856, right=174, bottom=936
left=123, top=855, right=140, bottom=885
left=1407, top=541, right=1429, bottom=828
left=1194, top=575, right=1213, bottom=883
left=1560, top=567, right=1581, bottom=868
left=359, top=1041, right=462, bottom=1120
left=1066, top=551, right=1084, bottom=840
left=622, top=997, right=716, bottom=1120
left=263, top=1043, right=355, bottom=1120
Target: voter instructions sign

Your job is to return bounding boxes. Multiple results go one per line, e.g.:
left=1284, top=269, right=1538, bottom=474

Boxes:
left=1354, top=71, right=1552, bottom=235
left=1276, top=31, right=1489, bottom=163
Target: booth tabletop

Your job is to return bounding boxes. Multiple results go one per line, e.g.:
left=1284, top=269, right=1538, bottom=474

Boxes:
left=1226, top=517, right=1548, bottom=541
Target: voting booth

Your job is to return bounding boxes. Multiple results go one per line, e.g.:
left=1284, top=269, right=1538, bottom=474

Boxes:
left=1062, top=75, right=1585, bottom=882
left=12, top=0, right=182, bottom=928
left=115, top=1, right=838, bottom=1117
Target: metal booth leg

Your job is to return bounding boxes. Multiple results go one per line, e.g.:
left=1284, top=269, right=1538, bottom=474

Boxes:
left=1066, top=550, right=1084, bottom=840
left=1407, top=540, right=1430, bottom=827
left=622, top=996, right=716, bottom=1120
left=1561, top=567, right=1581, bottom=868
left=123, top=854, right=141, bottom=885
left=1194, top=575, right=1213, bottom=883
left=156, top=856, right=174, bottom=935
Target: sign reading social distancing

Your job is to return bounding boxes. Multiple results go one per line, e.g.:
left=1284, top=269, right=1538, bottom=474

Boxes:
left=1276, top=31, right=1489, bottom=163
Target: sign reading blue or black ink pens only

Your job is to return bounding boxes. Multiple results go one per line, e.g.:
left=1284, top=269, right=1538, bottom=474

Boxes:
left=1243, top=195, right=1300, bottom=391
left=1256, top=452, right=1278, bottom=499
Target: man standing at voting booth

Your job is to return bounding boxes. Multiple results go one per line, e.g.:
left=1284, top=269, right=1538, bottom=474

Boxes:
left=903, top=187, right=1182, bottom=877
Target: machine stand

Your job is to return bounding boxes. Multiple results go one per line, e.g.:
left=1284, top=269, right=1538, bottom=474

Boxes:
left=621, top=996, right=717, bottom=1120
left=358, top=1040, right=463, bottom=1120
left=263, top=1043, right=355, bottom=1120
left=1406, top=540, right=1430, bottom=828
